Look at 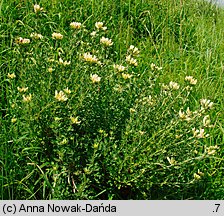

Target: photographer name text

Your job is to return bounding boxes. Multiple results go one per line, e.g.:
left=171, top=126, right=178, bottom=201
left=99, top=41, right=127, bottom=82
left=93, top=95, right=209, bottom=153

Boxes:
left=3, top=203, right=117, bottom=214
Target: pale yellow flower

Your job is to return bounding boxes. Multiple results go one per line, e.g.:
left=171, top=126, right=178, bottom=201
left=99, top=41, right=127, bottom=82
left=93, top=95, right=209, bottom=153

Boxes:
left=70, top=116, right=81, bottom=124
left=122, top=73, right=132, bottom=79
left=90, top=74, right=101, bottom=83
left=100, top=36, right=113, bottom=46
left=175, top=134, right=182, bottom=139
left=16, top=37, right=30, bottom=44
left=185, top=76, right=197, bottom=85
left=167, top=157, right=176, bottom=165
left=54, top=90, right=68, bottom=102
left=193, top=169, right=204, bottom=180
left=83, top=53, right=99, bottom=64
left=70, top=22, right=82, bottom=29
left=34, top=4, right=43, bottom=13
left=99, top=129, right=105, bottom=134
left=60, top=138, right=68, bottom=145
left=22, top=38, right=30, bottom=44
left=192, top=127, right=209, bottom=138
left=54, top=117, right=62, bottom=121
left=169, top=81, right=180, bottom=90
left=48, top=58, right=55, bottom=63
left=113, top=64, right=126, bottom=72
left=151, top=63, right=162, bottom=70
left=185, top=85, right=193, bottom=92
left=7, top=73, right=16, bottom=79
left=161, top=84, right=169, bottom=91
left=139, top=131, right=145, bottom=135
left=93, top=143, right=99, bottom=149
left=63, top=61, right=70, bottom=66
left=194, top=150, right=198, bottom=154
left=197, top=128, right=207, bottom=138
left=129, top=108, right=136, bottom=113
left=141, top=96, right=155, bottom=106
left=95, top=22, right=106, bottom=30
left=186, top=107, right=192, bottom=116
left=11, top=118, right=17, bottom=123
left=22, top=94, right=32, bottom=102
left=48, top=67, right=53, bottom=73
left=90, top=31, right=97, bottom=37
left=178, top=109, right=186, bottom=119
left=197, top=170, right=204, bottom=177
left=30, top=32, right=43, bottom=40
left=192, top=127, right=197, bottom=137
left=193, top=173, right=201, bottom=180
left=206, top=145, right=219, bottom=155
left=151, top=63, right=156, bottom=70
left=185, top=108, right=193, bottom=121
left=179, top=107, right=192, bottom=122
left=203, top=115, right=211, bottom=127
left=17, top=87, right=28, bottom=92
left=128, top=45, right=140, bottom=55
left=52, top=32, right=63, bottom=40
left=200, top=99, right=214, bottom=109
left=63, top=87, right=71, bottom=94
left=58, top=58, right=71, bottom=66
left=126, top=55, right=138, bottom=66
left=59, top=58, right=63, bottom=64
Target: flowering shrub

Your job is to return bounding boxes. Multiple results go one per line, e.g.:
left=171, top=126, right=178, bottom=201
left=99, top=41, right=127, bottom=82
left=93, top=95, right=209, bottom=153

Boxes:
left=1, top=0, right=223, bottom=200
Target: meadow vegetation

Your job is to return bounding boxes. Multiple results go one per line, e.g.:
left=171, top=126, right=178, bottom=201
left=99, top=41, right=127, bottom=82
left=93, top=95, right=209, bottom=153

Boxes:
left=0, top=0, right=223, bottom=199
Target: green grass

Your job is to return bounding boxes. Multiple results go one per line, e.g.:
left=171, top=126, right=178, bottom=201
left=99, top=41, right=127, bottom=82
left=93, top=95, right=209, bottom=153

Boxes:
left=0, top=0, right=223, bottom=199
